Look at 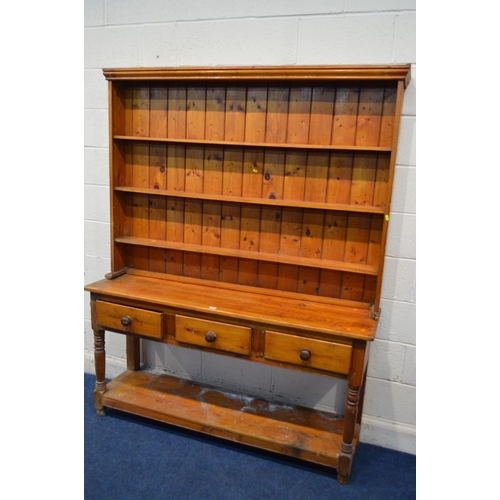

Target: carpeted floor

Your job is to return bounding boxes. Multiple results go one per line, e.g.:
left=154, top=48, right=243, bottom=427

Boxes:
left=84, top=373, right=415, bottom=500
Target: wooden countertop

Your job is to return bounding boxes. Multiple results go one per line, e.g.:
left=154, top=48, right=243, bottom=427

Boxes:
left=85, top=273, right=377, bottom=341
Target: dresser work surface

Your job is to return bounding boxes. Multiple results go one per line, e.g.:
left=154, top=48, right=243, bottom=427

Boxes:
left=85, top=64, right=410, bottom=484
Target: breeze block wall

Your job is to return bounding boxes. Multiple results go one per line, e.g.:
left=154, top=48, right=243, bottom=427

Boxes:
left=84, top=0, right=416, bottom=454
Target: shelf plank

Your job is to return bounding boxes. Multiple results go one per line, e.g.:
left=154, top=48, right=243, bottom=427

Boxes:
left=115, top=236, right=379, bottom=276
left=114, top=186, right=386, bottom=214
left=102, top=370, right=357, bottom=468
left=113, top=135, right=391, bottom=153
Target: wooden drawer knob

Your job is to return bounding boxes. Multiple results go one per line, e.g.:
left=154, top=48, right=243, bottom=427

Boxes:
left=299, top=348, right=312, bottom=361
left=120, top=315, right=132, bottom=327
left=204, top=331, right=217, bottom=343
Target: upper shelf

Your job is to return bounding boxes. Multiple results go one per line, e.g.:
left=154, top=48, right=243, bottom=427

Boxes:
left=114, top=186, right=387, bottom=214
left=113, top=135, right=392, bottom=153
left=103, top=65, right=411, bottom=88
left=115, top=236, right=379, bottom=276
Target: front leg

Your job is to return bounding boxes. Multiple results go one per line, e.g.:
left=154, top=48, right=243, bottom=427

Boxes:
left=337, top=340, right=367, bottom=484
left=93, top=327, right=106, bottom=416
left=338, top=386, right=361, bottom=484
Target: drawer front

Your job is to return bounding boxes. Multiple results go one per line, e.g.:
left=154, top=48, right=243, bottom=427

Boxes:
left=175, top=315, right=251, bottom=356
left=96, top=301, right=163, bottom=339
left=264, top=331, right=352, bottom=375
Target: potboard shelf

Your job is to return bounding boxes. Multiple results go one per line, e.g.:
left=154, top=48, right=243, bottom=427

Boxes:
left=102, top=370, right=358, bottom=469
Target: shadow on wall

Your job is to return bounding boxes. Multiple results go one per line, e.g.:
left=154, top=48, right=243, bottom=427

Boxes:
left=145, top=341, right=348, bottom=414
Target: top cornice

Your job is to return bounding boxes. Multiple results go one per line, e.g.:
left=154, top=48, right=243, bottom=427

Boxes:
left=103, top=64, right=411, bottom=87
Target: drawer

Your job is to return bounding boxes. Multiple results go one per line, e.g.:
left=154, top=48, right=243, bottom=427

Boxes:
left=95, top=301, right=163, bottom=339
left=175, top=315, right=251, bottom=356
left=264, top=331, right=352, bottom=375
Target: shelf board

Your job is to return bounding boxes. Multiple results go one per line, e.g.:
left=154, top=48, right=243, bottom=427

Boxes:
left=114, top=186, right=386, bottom=215
left=115, top=236, right=379, bottom=276
left=113, top=135, right=391, bottom=153
left=102, top=370, right=358, bottom=469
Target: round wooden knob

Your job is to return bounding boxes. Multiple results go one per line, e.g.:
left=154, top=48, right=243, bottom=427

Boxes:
left=204, top=331, right=217, bottom=343
left=299, top=348, right=312, bottom=361
left=120, top=315, right=132, bottom=326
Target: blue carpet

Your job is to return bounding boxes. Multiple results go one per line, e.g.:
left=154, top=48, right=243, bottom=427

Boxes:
left=84, top=373, right=415, bottom=499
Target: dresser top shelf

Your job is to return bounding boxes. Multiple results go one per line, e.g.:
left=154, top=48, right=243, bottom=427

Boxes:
left=85, top=273, right=377, bottom=341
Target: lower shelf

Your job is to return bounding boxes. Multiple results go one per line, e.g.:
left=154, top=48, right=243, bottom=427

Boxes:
left=101, top=370, right=358, bottom=469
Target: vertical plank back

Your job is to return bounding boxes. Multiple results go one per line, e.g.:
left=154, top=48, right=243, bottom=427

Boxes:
left=165, top=86, right=187, bottom=276
left=148, top=87, right=168, bottom=273
left=183, top=87, right=206, bottom=278
left=202, top=87, right=225, bottom=280
left=219, top=87, right=245, bottom=284
left=131, top=87, right=150, bottom=270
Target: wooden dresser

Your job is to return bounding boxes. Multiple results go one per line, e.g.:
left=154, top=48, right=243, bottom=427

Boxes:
left=85, top=65, right=410, bottom=484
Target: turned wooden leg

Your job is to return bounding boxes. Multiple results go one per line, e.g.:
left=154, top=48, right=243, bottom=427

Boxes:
left=338, top=340, right=367, bottom=485
left=93, top=327, right=106, bottom=416
left=338, top=386, right=361, bottom=484
left=356, top=368, right=368, bottom=426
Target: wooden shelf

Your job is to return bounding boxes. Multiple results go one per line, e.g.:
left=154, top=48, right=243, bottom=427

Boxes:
left=114, top=135, right=392, bottom=153
left=114, top=186, right=387, bottom=214
left=115, top=236, right=379, bottom=276
left=102, top=370, right=358, bottom=469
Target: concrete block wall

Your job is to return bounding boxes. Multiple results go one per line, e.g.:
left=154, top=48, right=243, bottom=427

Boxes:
left=84, top=0, right=416, bottom=454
